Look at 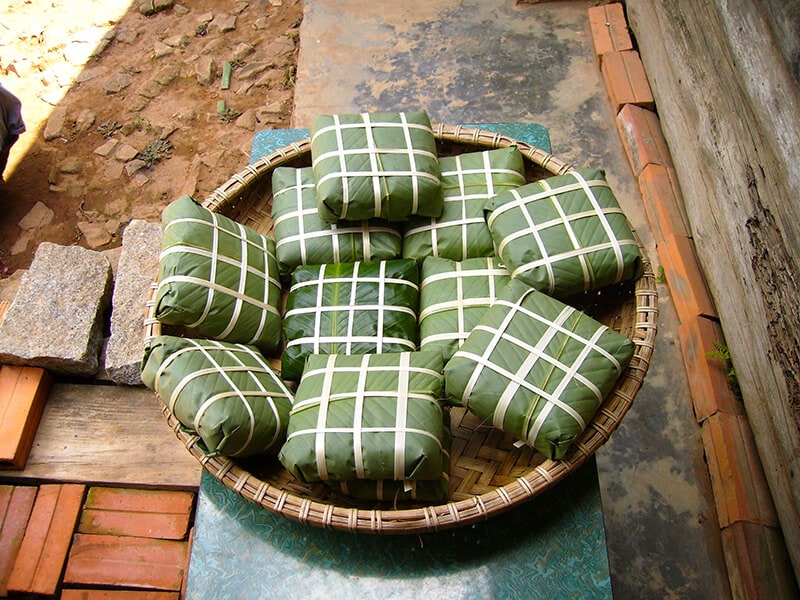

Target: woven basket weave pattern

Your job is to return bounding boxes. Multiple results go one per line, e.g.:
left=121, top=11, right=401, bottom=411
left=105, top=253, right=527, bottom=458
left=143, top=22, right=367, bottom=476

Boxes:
left=144, top=125, right=658, bottom=534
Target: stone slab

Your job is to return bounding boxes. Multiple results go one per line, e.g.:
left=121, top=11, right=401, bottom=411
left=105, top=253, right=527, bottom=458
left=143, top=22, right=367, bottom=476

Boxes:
left=105, top=220, right=163, bottom=385
left=0, top=243, right=112, bottom=376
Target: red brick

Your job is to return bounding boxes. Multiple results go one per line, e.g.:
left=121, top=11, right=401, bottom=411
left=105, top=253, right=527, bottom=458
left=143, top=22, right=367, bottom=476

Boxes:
left=600, top=50, right=655, bottom=113
left=657, top=234, right=718, bottom=322
left=61, top=590, right=180, bottom=599
left=79, top=487, right=194, bottom=540
left=0, top=485, right=37, bottom=596
left=720, top=522, right=799, bottom=599
left=701, top=413, right=778, bottom=528
left=0, top=365, right=52, bottom=469
left=638, top=164, right=691, bottom=243
left=616, top=104, right=673, bottom=176
left=7, top=483, right=85, bottom=596
left=64, top=534, right=188, bottom=591
left=677, top=317, right=745, bottom=422
left=588, top=3, right=633, bottom=57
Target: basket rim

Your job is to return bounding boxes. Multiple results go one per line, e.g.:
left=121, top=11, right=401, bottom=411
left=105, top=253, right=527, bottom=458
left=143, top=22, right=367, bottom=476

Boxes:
left=144, top=125, right=659, bottom=534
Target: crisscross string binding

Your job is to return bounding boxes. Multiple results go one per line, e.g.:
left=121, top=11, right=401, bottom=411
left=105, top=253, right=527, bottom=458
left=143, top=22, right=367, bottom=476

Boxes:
left=312, top=114, right=439, bottom=220
left=488, top=172, right=638, bottom=295
left=285, top=263, right=419, bottom=355
left=455, top=287, right=623, bottom=447
left=148, top=124, right=658, bottom=534
left=286, top=355, right=445, bottom=482
left=153, top=338, right=292, bottom=456
left=158, top=213, right=280, bottom=344
left=419, top=258, right=509, bottom=347
left=403, top=150, right=526, bottom=260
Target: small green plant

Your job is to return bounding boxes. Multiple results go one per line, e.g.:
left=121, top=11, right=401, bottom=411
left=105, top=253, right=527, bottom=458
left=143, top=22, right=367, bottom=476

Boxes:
left=195, top=22, right=209, bottom=37
left=218, top=107, right=242, bottom=124
left=706, top=340, right=742, bottom=400
left=283, top=64, right=297, bottom=89
left=97, top=119, right=122, bottom=138
left=137, top=139, right=174, bottom=167
left=655, top=265, right=666, bottom=283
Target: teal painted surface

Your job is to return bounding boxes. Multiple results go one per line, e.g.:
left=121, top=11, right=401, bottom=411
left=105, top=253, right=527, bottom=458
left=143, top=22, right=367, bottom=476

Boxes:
left=249, top=122, right=552, bottom=164
left=185, top=125, right=609, bottom=599
left=186, top=459, right=611, bottom=600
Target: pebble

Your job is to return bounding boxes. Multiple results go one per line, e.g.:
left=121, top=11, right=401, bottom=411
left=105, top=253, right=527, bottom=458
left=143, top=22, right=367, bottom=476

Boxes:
left=152, top=41, right=174, bottom=59
left=60, top=157, right=83, bottom=174
left=103, top=72, right=134, bottom=94
left=115, top=144, right=140, bottom=162
left=195, top=55, right=217, bottom=86
left=18, top=202, right=55, bottom=230
left=216, top=14, right=237, bottom=33
left=94, top=138, right=119, bottom=158
left=197, top=11, right=214, bottom=23
left=43, top=105, right=69, bottom=141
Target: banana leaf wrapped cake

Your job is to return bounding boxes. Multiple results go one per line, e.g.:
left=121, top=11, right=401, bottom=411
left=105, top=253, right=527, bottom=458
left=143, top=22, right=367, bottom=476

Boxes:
left=271, top=166, right=402, bottom=278
left=278, top=351, right=449, bottom=501
left=281, top=258, right=420, bottom=381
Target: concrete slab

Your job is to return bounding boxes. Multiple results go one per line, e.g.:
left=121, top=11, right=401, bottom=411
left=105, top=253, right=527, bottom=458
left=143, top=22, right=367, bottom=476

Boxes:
left=295, top=1, right=730, bottom=597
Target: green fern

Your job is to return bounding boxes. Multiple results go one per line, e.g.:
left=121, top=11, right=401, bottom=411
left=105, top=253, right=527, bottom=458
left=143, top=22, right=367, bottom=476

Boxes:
left=705, top=340, right=741, bottom=399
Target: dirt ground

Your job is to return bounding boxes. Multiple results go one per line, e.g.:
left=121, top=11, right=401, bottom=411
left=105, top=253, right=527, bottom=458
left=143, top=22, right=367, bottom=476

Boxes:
left=0, top=0, right=302, bottom=277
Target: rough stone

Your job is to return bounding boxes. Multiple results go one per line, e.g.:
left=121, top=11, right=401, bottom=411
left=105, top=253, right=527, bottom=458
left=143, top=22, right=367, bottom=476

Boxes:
left=9, top=233, right=31, bottom=256
left=137, top=79, right=163, bottom=99
left=43, top=105, right=69, bottom=141
left=197, top=11, right=214, bottom=23
left=116, top=29, right=138, bottom=44
left=236, top=61, right=271, bottom=80
left=115, top=143, right=140, bottom=162
left=154, top=0, right=174, bottom=11
left=154, top=65, right=180, bottom=87
left=215, top=13, right=237, bottom=32
left=0, top=243, right=112, bottom=376
left=253, top=17, right=270, bottom=30
left=78, top=220, right=113, bottom=248
left=0, top=269, right=26, bottom=303
left=152, top=41, right=174, bottom=59
left=103, top=72, right=134, bottom=94
left=94, top=138, right=119, bottom=158
left=232, top=42, right=256, bottom=62
left=195, top=55, right=217, bottom=86
left=125, top=159, right=147, bottom=176
left=174, top=4, right=189, bottom=16
left=235, top=109, right=257, bottom=130
left=75, top=66, right=107, bottom=84
left=163, top=34, right=190, bottom=48
left=200, top=37, right=226, bottom=56
left=254, top=68, right=286, bottom=89
left=131, top=173, right=150, bottom=187
left=127, top=96, right=150, bottom=112
left=264, top=35, right=296, bottom=61
left=105, top=220, right=163, bottom=385
left=102, top=160, right=125, bottom=179
left=60, top=157, right=82, bottom=174
left=18, top=201, right=55, bottom=230
left=74, top=109, right=97, bottom=132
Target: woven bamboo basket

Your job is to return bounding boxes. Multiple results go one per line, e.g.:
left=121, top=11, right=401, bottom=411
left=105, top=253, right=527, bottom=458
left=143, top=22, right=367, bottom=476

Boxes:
left=145, top=124, right=658, bottom=534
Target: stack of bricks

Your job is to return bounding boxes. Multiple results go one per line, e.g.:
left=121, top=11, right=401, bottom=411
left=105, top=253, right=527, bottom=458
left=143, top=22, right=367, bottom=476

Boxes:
left=0, top=484, right=194, bottom=598
left=588, top=4, right=791, bottom=598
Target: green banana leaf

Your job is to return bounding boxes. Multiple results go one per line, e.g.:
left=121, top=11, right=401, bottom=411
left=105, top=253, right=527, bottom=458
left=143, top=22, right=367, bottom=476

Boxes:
left=444, top=279, right=634, bottom=460
left=419, top=256, right=510, bottom=362
left=141, top=335, right=294, bottom=458
left=403, top=146, right=525, bottom=263
left=281, top=258, right=420, bottom=381
left=310, top=111, right=443, bottom=222
left=278, top=351, right=448, bottom=487
left=271, top=166, right=402, bottom=279
left=485, top=168, right=643, bottom=299
left=154, top=195, right=282, bottom=353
